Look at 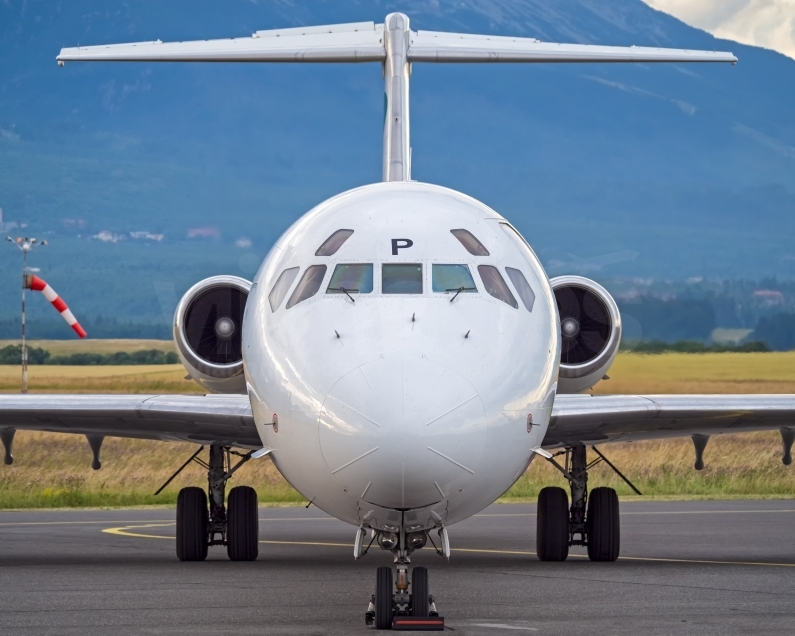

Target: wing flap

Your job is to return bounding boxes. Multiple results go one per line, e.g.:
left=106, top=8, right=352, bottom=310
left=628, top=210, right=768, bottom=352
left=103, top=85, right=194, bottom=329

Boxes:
left=545, top=394, right=795, bottom=447
left=0, top=394, right=260, bottom=448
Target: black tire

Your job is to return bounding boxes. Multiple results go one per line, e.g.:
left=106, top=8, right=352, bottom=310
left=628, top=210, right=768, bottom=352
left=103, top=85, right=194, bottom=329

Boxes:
left=227, top=486, right=259, bottom=561
left=536, top=486, right=569, bottom=561
left=411, top=566, right=429, bottom=617
left=375, top=566, right=393, bottom=630
left=176, top=486, right=208, bottom=561
left=587, top=486, right=620, bottom=562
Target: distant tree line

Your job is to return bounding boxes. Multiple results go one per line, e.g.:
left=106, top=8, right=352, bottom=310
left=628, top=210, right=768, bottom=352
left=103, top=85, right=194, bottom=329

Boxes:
left=0, top=346, right=178, bottom=365
left=0, top=318, right=170, bottom=340
left=619, top=300, right=795, bottom=351
left=624, top=340, right=769, bottom=354
left=747, top=313, right=795, bottom=351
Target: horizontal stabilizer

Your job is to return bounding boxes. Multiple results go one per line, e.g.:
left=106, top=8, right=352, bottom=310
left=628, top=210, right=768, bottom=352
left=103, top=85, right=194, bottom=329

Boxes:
left=57, top=23, right=385, bottom=63
left=408, top=30, right=737, bottom=64
left=57, top=19, right=736, bottom=66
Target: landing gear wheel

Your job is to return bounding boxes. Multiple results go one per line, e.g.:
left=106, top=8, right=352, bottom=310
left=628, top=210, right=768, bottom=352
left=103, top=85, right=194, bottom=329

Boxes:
left=375, top=566, right=393, bottom=630
left=176, top=486, right=208, bottom=561
left=587, top=486, right=620, bottom=561
left=411, top=566, right=429, bottom=617
left=227, top=485, right=259, bottom=561
left=536, top=486, right=569, bottom=561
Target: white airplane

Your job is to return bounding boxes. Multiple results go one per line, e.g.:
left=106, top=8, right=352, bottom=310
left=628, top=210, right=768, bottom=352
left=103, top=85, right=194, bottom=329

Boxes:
left=2, top=12, right=792, bottom=631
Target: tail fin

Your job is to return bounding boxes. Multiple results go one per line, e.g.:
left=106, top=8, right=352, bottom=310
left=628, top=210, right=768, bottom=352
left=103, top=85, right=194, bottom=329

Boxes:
left=57, top=13, right=737, bottom=183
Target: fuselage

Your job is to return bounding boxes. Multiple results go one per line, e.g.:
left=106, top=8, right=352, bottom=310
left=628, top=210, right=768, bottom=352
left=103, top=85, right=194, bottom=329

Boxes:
left=243, top=181, right=560, bottom=528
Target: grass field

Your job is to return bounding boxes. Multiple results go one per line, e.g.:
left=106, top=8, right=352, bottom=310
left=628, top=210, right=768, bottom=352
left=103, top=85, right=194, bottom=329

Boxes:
left=0, top=348, right=794, bottom=508
left=0, top=339, right=175, bottom=356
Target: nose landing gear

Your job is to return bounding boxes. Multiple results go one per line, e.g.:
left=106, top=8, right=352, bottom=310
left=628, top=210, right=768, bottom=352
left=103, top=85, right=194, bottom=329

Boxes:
left=363, top=529, right=445, bottom=630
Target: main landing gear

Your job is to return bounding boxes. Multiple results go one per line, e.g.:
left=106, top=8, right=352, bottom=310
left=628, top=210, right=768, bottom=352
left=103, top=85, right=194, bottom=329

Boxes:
left=362, top=524, right=445, bottom=631
left=160, top=444, right=259, bottom=561
left=536, top=444, right=640, bottom=562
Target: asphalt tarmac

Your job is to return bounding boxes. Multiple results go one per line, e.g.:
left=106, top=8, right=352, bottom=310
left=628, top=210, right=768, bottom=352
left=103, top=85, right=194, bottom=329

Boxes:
left=0, top=499, right=794, bottom=635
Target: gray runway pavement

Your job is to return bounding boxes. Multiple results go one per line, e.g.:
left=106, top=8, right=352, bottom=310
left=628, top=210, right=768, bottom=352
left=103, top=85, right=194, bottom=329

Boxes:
left=0, top=500, right=794, bottom=635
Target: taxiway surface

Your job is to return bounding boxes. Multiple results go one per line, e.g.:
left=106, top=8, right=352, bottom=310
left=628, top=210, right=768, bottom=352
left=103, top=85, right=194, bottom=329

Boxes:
left=0, top=500, right=793, bottom=635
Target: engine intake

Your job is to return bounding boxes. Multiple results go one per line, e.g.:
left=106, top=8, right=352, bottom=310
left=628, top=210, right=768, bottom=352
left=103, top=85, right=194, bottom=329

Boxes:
left=174, top=275, right=251, bottom=394
left=550, top=275, right=621, bottom=394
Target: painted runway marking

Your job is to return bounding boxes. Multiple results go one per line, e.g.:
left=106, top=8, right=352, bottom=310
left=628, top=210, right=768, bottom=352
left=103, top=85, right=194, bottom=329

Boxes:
left=0, top=516, right=335, bottom=527
left=472, top=624, right=538, bottom=631
left=476, top=509, right=795, bottom=518
left=2, top=507, right=793, bottom=527
left=101, top=523, right=795, bottom=567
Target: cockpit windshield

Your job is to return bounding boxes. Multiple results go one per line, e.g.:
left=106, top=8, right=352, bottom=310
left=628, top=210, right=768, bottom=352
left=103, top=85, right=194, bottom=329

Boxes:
left=432, top=264, right=477, bottom=294
left=382, top=264, right=422, bottom=294
left=327, top=263, right=373, bottom=295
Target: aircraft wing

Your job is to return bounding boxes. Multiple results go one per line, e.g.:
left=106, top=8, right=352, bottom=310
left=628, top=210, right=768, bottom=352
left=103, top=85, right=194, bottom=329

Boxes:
left=408, top=31, right=737, bottom=64
left=0, top=394, right=259, bottom=448
left=545, top=394, right=795, bottom=448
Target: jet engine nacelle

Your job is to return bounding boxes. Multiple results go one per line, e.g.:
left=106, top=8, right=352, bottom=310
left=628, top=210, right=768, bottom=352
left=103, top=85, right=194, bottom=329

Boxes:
left=550, top=275, right=621, bottom=394
left=174, top=275, right=251, bottom=394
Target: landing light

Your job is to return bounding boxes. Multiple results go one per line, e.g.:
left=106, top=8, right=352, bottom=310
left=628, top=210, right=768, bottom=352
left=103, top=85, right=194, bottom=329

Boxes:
left=406, top=531, right=427, bottom=550
left=377, top=531, right=398, bottom=550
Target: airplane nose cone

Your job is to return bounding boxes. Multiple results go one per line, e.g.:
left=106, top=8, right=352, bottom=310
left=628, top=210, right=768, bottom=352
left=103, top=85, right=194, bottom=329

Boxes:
left=319, top=357, right=487, bottom=509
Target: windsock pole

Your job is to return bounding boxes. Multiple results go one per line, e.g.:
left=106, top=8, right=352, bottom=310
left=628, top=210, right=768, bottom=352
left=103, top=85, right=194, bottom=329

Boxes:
left=21, top=249, right=27, bottom=393
left=24, top=275, right=87, bottom=339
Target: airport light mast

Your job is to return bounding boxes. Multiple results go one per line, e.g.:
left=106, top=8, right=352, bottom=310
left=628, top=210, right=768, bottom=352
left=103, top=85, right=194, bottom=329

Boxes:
left=5, top=236, right=47, bottom=393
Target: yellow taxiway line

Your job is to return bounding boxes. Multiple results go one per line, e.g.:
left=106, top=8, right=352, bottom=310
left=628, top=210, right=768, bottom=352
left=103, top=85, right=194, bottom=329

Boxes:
left=101, top=522, right=795, bottom=568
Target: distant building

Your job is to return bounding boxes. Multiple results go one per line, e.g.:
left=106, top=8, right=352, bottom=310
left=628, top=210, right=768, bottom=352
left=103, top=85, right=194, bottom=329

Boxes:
left=753, top=289, right=784, bottom=305
left=91, top=230, right=125, bottom=243
left=187, top=227, right=221, bottom=239
left=130, top=231, right=164, bottom=242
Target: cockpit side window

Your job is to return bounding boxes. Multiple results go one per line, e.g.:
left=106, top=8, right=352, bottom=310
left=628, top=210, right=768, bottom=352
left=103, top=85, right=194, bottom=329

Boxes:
left=268, top=267, right=300, bottom=312
left=382, top=264, right=423, bottom=294
left=451, top=229, right=490, bottom=256
left=315, top=229, right=354, bottom=256
left=286, top=265, right=327, bottom=309
left=478, top=265, right=518, bottom=308
left=327, top=263, right=373, bottom=295
left=432, top=264, right=477, bottom=294
left=505, top=267, right=536, bottom=312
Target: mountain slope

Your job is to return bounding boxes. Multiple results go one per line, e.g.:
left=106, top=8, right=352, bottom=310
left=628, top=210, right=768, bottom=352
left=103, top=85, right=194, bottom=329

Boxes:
left=0, top=0, right=793, bottom=328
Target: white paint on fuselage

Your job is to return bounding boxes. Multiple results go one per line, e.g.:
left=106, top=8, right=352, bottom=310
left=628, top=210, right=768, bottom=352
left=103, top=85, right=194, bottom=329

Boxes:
left=243, top=181, right=559, bottom=530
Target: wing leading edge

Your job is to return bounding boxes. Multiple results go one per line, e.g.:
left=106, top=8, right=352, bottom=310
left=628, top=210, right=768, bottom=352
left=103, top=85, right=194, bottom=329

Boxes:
left=0, top=394, right=259, bottom=448
left=546, top=394, right=795, bottom=448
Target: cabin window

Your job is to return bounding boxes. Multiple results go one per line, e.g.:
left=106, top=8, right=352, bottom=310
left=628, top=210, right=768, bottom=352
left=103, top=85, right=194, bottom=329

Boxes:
left=315, top=229, right=354, bottom=256
left=505, top=267, right=536, bottom=312
left=450, top=229, right=490, bottom=256
left=326, top=263, right=373, bottom=295
left=382, top=264, right=423, bottom=294
left=477, top=265, right=518, bottom=308
left=286, top=265, right=327, bottom=309
left=432, top=264, right=477, bottom=294
left=268, top=267, right=300, bottom=312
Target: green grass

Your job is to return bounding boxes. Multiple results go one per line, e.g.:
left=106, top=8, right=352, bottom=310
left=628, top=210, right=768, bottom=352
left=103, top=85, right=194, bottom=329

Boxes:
left=0, top=432, right=303, bottom=509
left=0, top=339, right=175, bottom=355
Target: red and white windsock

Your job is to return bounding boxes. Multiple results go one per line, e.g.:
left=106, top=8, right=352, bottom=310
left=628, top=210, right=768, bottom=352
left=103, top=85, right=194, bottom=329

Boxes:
left=23, top=275, right=87, bottom=338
